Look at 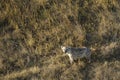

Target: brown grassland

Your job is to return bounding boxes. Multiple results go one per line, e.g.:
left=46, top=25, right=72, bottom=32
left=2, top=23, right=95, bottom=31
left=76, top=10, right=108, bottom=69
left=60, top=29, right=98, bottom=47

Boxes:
left=0, top=0, right=120, bottom=80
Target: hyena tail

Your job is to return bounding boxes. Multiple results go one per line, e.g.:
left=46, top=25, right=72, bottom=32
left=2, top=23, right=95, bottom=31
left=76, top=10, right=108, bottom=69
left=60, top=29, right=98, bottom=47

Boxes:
left=90, top=47, right=96, bottom=52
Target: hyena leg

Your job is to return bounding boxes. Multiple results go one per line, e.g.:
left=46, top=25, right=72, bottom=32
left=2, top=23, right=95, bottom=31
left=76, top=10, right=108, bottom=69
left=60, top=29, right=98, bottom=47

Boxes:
left=69, top=56, right=73, bottom=64
left=70, top=59, right=73, bottom=64
left=74, top=58, right=78, bottom=62
left=88, top=56, right=91, bottom=63
left=86, top=54, right=91, bottom=63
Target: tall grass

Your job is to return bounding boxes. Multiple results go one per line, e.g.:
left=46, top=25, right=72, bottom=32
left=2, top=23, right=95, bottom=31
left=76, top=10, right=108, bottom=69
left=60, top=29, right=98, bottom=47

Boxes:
left=0, top=0, right=120, bottom=80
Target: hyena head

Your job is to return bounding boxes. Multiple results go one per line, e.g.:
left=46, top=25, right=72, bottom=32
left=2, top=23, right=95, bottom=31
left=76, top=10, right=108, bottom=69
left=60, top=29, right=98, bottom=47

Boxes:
left=61, top=46, right=67, bottom=53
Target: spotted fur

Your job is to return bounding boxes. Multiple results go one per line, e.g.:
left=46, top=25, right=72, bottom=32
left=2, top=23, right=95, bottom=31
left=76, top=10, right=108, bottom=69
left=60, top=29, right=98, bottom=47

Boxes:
left=61, top=46, right=91, bottom=64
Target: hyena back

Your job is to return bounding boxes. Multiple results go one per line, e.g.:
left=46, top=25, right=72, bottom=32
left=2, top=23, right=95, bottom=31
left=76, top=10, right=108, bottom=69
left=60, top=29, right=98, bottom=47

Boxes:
left=61, top=46, right=91, bottom=64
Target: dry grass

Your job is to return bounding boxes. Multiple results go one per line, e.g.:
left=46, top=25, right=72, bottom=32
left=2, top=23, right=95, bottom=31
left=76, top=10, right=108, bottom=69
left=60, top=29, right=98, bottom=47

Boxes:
left=0, top=0, right=120, bottom=80
left=2, top=66, right=40, bottom=80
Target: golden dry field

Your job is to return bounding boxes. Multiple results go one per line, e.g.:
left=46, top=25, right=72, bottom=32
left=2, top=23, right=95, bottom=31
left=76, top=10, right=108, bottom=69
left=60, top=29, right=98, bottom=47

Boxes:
left=0, top=0, right=120, bottom=80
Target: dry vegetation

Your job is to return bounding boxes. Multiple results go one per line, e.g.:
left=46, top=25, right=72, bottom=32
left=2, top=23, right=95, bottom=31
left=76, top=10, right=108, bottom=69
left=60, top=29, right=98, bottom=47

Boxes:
left=0, top=0, right=120, bottom=80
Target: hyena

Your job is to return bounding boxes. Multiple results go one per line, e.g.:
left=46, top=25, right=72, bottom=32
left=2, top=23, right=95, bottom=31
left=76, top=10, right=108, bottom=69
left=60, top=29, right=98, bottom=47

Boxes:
left=61, top=46, right=91, bottom=64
